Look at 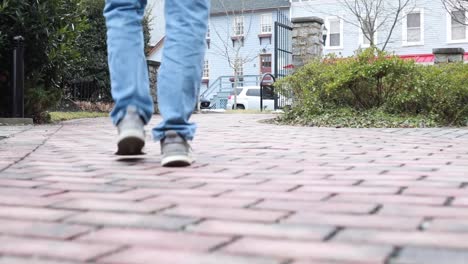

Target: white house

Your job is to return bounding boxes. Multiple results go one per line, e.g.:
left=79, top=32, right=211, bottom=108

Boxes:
left=290, top=0, right=468, bottom=62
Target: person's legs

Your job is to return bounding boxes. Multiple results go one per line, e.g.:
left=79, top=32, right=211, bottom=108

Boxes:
left=153, top=0, right=210, bottom=142
left=104, top=0, right=154, bottom=155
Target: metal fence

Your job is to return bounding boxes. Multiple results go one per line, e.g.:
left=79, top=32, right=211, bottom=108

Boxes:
left=274, top=10, right=294, bottom=109
left=63, top=80, right=112, bottom=102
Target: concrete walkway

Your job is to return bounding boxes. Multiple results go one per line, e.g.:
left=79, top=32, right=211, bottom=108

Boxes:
left=0, top=114, right=467, bottom=264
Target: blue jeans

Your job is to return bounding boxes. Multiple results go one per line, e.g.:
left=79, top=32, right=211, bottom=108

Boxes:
left=104, top=0, right=209, bottom=141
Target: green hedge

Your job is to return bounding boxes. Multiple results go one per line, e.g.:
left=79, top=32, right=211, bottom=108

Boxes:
left=0, top=0, right=152, bottom=123
left=278, top=48, right=468, bottom=126
left=0, top=0, right=85, bottom=121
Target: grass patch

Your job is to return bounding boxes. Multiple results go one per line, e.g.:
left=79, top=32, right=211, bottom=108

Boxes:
left=49, top=112, right=108, bottom=123
left=272, top=108, right=444, bottom=128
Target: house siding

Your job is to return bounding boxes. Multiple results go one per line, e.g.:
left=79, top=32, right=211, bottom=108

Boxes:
left=204, top=8, right=289, bottom=95
left=291, top=0, right=468, bottom=57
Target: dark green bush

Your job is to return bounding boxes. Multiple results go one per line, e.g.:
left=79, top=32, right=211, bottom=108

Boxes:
left=386, top=63, right=468, bottom=125
left=279, top=48, right=468, bottom=127
left=0, top=0, right=85, bottom=121
left=70, top=0, right=153, bottom=103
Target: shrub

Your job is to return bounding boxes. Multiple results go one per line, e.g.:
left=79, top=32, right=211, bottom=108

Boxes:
left=0, top=0, right=85, bottom=120
left=69, top=0, right=153, bottom=103
left=278, top=48, right=468, bottom=127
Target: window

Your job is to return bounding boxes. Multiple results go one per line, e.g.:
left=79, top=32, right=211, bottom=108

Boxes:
left=233, top=16, right=244, bottom=36
left=246, top=89, right=261, bottom=97
left=206, top=24, right=210, bottom=39
left=230, top=88, right=243, bottom=96
left=326, top=17, right=343, bottom=49
left=203, top=60, right=209, bottom=79
left=448, top=10, right=468, bottom=42
left=261, top=14, right=272, bottom=33
left=261, top=55, right=272, bottom=68
left=403, top=9, right=424, bottom=46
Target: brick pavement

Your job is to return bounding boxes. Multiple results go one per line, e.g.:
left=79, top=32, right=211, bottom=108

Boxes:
left=0, top=114, right=467, bottom=264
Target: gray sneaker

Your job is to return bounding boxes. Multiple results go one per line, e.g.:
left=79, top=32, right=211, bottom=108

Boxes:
left=116, top=106, right=145, bottom=155
left=160, top=130, right=194, bottom=167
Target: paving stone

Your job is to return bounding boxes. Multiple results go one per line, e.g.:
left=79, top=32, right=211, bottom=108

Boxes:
left=0, top=114, right=466, bottom=263
left=390, top=247, right=468, bottom=264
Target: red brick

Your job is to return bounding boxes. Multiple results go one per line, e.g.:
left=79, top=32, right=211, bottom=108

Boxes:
left=164, top=205, right=288, bottom=222
left=285, top=212, right=421, bottom=230
left=98, top=247, right=282, bottom=264
left=329, top=174, right=421, bottom=181
left=0, top=235, right=119, bottom=262
left=253, top=200, right=377, bottom=214
left=0, top=256, right=80, bottom=264
left=452, top=197, right=468, bottom=207
left=125, top=188, right=225, bottom=197
left=391, top=247, right=468, bottom=264
left=189, top=220, right=334, bottom=240
left=178, top=178, right=267, bottom=184
left=0, top=205, right=75, bottom=221
left=267, top=179, right=359, bottom=186
left=336, top=229, right=468, bottom=249
left=111, top=180, right=202, bottom=189
left=144, top=195, right=257, bottom=208
left=39, top=176, right=115, bottom=184
left=291, top=261, right=377, bottom=264
left=297, top=186, right=400, bottom=194
left=223, top=237, right=392, bottom=263
left=360, top=180, right=460, bottom=188
left=66, top=211, right=197, bottom=230
left=222, top=190, right=327, bottom=201
left=200, top=183, right=298, bottom=192
left=43, top=182, right=131, bottom=192
left=0, top=194, right=69, bottom=207
left=425, top=176, right=468, bottom=182
left=0, top=218, right=92, bottom=239
left=50, top=191, right=153, bottom=201
left=0, top=179, right=49, bottom=188
left=79, top=227, right=230, bottom=251
left=0, top=186, right=63, bottom=197
left=427, top=219, right=468, bottom=233
left=404, top=187, right=468, bottom=197
left=380, top=204, right=468, bottom=218
left=52, top=199, right=173, bottom=213
left=330, top=194, right=446, bottom=205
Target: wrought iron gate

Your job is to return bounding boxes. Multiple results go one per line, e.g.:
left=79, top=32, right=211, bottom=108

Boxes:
left=274, top=11, right=293, bottom=109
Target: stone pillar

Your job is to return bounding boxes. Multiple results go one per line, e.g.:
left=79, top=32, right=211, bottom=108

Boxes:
left=433, top=48, right=465, bottom=64
left=292, top=17, right=324, bottom=68
left=147, top=60, right=160, bottom=114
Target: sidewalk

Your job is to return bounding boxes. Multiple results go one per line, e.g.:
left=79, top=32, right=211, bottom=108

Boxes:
left=0, top=114, right=467, bottom=264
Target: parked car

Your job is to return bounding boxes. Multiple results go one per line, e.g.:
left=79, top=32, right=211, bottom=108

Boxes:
left=226, top=86, right=275, bottom=110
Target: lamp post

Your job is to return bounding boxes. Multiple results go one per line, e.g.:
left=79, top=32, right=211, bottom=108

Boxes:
left=321, top=25, right=328, bottom=46
left=12, top=36, right=25, bottom=118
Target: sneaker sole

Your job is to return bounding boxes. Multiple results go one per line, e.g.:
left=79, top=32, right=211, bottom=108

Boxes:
left=116, top=130, right=145, bottom=156
left=161, top=155, right=194, bottom=167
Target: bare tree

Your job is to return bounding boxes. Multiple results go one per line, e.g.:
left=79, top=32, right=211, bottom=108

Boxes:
left=302, top=0, right=414, bottom=51
left=442, top=0, right=468, bottom=25
left=209, top=0, right=267, bottom=109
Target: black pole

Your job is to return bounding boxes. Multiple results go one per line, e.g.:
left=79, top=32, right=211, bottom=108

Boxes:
left=274, top=21, right=279, bottom=110
left=12, top=36, right=25, bottom=118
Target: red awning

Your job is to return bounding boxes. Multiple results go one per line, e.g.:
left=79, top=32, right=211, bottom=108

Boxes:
left=399, top=52, right=468, bottom=63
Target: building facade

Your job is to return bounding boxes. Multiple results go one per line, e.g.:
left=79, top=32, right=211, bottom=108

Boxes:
left=290, top=0, right=468, bottom=60
left=148, top=0, right=291, bottom=105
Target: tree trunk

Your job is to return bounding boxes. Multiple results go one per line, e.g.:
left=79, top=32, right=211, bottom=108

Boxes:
left=233, top=66, right=238, bottom=110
